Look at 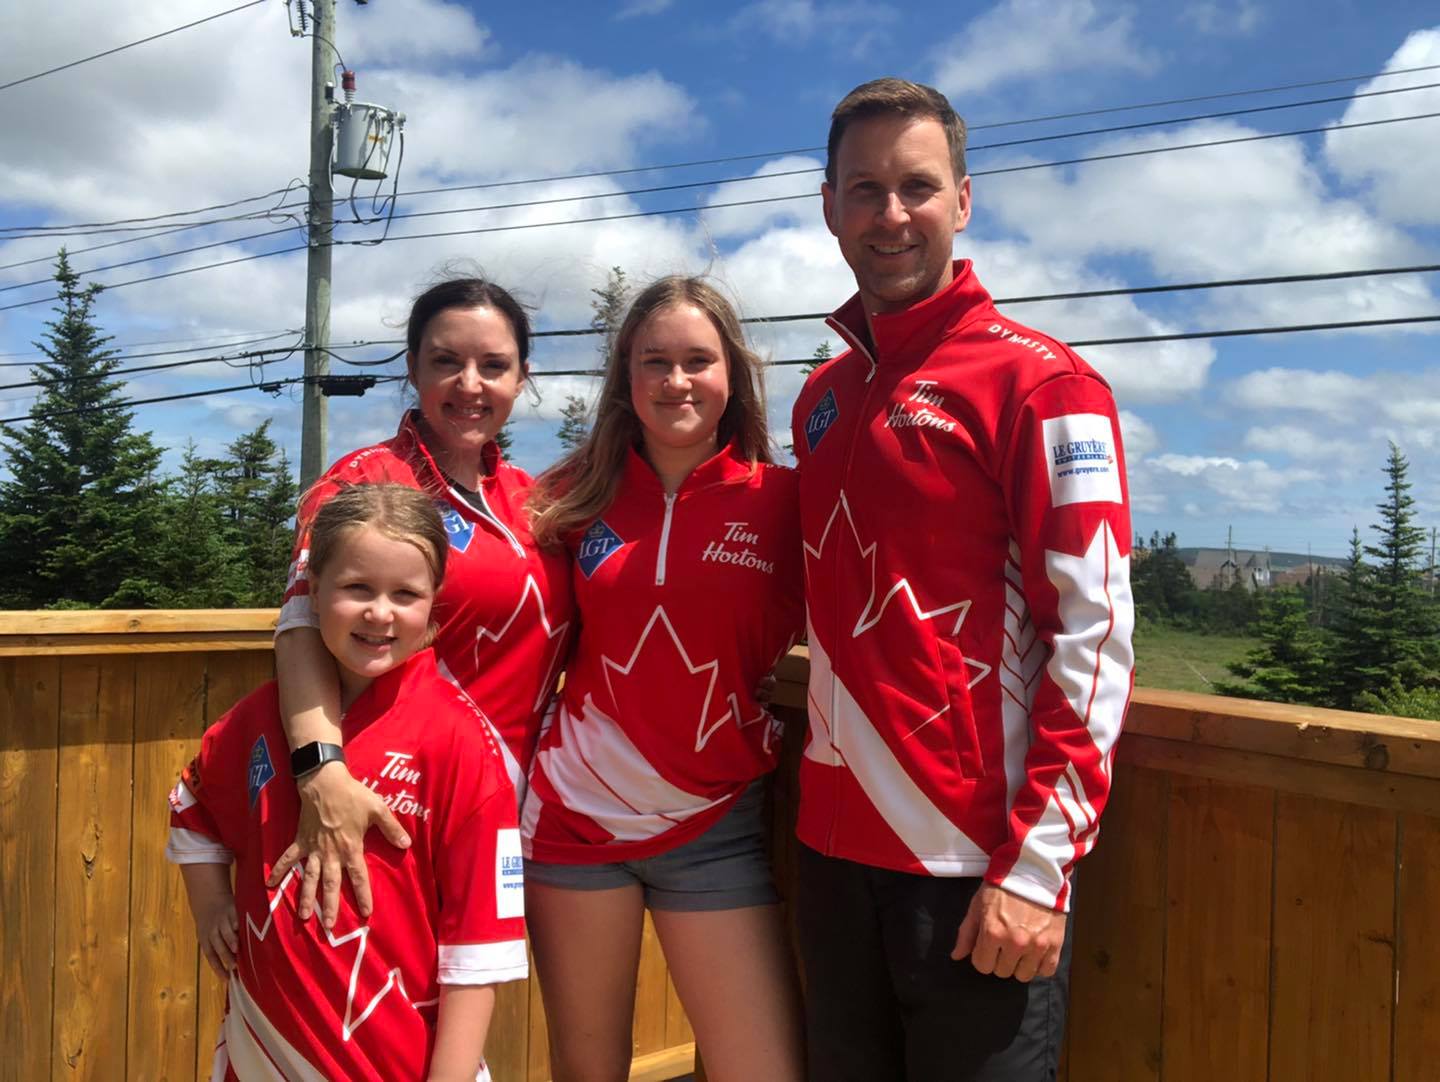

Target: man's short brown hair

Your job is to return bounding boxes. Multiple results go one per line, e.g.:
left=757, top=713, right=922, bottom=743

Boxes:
left=825, top=78, right=967, bottom=186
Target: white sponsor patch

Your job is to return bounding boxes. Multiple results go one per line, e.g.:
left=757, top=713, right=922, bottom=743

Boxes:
left=495, top=827, right=524, bottom=919
left=1042, top=413, right=1121, bottom=506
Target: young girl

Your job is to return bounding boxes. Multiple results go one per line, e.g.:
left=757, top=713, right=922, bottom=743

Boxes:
left=523, top=277, right=805, bottom=1082
left=167, top=484, right=527, bottom=1081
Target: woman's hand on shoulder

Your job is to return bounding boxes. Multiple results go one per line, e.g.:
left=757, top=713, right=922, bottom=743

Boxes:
left=266, top=761, right=412, bottom=928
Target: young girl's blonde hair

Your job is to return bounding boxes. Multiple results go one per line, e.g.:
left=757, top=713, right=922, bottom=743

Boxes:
left=528, top=276, right=773, bottom=548
left=307, top=483, right=449, bottom=589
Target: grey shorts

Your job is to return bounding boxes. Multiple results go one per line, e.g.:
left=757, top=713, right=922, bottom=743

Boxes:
left=523, top=782, right=780, bottom=912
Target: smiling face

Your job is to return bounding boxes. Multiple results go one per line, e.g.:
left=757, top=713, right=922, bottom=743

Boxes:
left=822, top=113, right=972, bottom=316
left=406, top=305, right=526, bottom=473
left=628, top=303, right=732, bottom=458
left=311, top=524, right=436, bottom=707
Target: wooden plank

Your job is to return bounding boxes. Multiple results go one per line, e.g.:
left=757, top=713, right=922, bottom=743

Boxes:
left=664, top=969, right=694, bottom=1051
left=194, top=650, right=274, bottom=1079
left=632, top=911, right=669, bottom=1057
left=1160, top=777, right=1273, bottom=1082
left=1395, top=814, right=1440, bottom=1082
left=1119, top=734, right=1440, bottom=817
left=0, top=610, right=278, bottom=636
left=488, top=978, right=529, bottom=1082
left=1268, top=794, right=1395, bottom=1081
left=0, top=656, right=60, bottom=1082
left=628, top=1042, right=695, bottom=1082
left=54, top=656, right=136, bottom=1082
left=0, top=633, right=275, bottom=657
left=1066, top=764, right=1167, bottom=1082
left=526, top=943, right=551, bottom=1082
left=125, top=654, right=207, bottom=1082
left=1128, top=687, right=1440, bottom=780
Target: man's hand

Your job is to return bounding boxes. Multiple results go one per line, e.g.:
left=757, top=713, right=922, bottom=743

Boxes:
left=951, top=882, right=1066, bottom=983
left=266, top=761, right=412, bottom=928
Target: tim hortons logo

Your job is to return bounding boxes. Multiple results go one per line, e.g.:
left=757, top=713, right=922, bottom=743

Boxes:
left=885, top=380, right=957, bottom=433
left=358, top=750, right=433, bottom=821
left=701, top=521, right=775, bottom=574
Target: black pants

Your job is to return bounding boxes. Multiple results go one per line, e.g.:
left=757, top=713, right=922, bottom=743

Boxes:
left=796, top=845, right=1072, bottom=1082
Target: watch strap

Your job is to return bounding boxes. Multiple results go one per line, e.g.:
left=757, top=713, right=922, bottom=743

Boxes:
left=291, top=741, right=346, bottom=779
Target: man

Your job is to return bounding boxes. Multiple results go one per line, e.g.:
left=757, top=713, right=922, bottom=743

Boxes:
left=790, top=77, right=1134, bottom=1080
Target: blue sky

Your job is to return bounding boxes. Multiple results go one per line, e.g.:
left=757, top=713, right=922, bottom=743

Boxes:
left=2, top=0, right=1438, bottom=558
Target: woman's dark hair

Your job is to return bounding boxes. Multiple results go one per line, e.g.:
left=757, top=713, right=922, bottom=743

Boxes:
left=405, top=278, right=532, bottom=365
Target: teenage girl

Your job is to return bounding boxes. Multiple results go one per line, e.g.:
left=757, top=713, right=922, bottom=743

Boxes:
left=523, top=277, right=805, bottom=1082
left=168, top=483, right=527, bottom=1081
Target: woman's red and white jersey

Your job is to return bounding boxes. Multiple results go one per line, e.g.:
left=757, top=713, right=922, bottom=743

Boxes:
left=791, top=261, right=1134, bottom=913
left=165, top=649, right=527, bottom=1082
left=277, top=411, right=574, bottom=787
left=522, top=445, right=803, bottom=863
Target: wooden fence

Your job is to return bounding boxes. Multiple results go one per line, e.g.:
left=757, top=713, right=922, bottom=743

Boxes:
left=3, top=612, right=1438, bottom=1081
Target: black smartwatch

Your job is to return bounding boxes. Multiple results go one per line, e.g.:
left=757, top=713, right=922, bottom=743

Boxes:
left=291, top=741, right=346, bottom=779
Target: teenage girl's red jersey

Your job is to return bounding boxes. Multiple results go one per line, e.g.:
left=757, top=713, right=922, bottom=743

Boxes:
left=166, top=649, right=527, bottom=1081
left=278, top=411, right=574, bottom=787
left=522, top=445, right=803, bottom=863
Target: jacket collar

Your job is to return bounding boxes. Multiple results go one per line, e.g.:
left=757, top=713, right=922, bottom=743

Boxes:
left=826, top=260, right=995, bottom=371
left=622, top=440, right=755, bottom=496
left=397, top=409, right=504, bottom=490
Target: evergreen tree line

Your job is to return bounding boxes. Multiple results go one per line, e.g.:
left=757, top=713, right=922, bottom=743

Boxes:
left=1215, top=445, right=1440, bottom=719
left=0, top=254, right=297, bottom=609
left=1129, top=531, right=1262, bottom=634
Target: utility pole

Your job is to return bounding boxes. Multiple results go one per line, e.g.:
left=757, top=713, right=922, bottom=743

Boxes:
left=300, top=0, right=336, bottom=489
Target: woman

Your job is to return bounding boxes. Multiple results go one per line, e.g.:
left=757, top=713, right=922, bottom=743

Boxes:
left=269, top=278, right=573, bottom=927
left=523, top=276, right=805, bottom=1082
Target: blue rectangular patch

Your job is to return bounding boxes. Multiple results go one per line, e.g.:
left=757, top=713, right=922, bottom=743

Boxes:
left=437, top=502, right=476, bottom=553
left=576, top=519, right=625, bottom=579
left=248, top=734, right=276, bottom=808
left=804, top=388, right=838, bottom=452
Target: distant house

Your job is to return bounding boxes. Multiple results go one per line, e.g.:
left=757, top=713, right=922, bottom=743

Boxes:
left=1179, top=548, right=1344, bottom=592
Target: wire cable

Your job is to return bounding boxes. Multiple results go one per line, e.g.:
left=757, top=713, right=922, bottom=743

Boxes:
left=0, top=341, right=305, bottom=391
left=10, top=310, right=1436, bottom=427
left=3, top=111, right=1436, bottom=313
left=0, top=1, right=269, bottom=93
left=7, top=60, right=1437, bottom=239
left=0, top=327, right=297, bottom=362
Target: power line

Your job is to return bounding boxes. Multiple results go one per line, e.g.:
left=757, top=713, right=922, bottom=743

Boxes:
left=8, top=60, right=1437, bottom=241
left=6, top=311, right=1438, bottom=426
left=0, top=327, right=297, bottom=363
left=6, top=107, right=1437, bottom=315
left=0, top=340, right=304, bottom=392
left=0, top=1, right=269, bottom=94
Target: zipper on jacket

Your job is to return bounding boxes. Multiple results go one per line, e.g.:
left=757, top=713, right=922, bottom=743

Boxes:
left=655, top=492, right=677, bottom=585
left=458, top=480, right=526, bottom=559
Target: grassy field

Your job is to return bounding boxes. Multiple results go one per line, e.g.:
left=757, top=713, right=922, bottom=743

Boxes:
left=1132, top=623, right=1257, bottom=694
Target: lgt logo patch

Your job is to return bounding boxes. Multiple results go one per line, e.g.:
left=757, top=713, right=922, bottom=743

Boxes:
left=804, top=388, right=839, bottom=452
left=437, top=502, right=476, bottom=553
left=248, top=735, right=276, bottom=808
left=576, top=519, right=625, bottom=579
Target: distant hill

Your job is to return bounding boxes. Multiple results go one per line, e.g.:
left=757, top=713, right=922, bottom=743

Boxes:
left=1175, top=548, right=1347, bottom=572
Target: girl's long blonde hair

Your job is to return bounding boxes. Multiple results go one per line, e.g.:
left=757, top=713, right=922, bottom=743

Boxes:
left=528, top=276, right=773, bottom=548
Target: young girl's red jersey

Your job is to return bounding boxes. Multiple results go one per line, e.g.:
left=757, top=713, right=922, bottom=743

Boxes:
left=166, top=649, right=527, bottom=1082
left=522, top=445, right=803, bottom=863
left=278, top=411, right=574, bottom=786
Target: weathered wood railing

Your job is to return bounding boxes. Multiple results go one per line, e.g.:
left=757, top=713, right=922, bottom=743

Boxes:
left=2, top=613, right=1437, bottom=1081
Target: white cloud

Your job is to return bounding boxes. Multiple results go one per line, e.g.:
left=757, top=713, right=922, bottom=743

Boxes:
left=343, top=0, right=493, bottom=66
left=616, top=0, right=674, bottom=17
left=1145, top=454, right=1323, bottom=514
left=1179, top=1, right=1263, bottom=36
left=1226, top=366, right=1440, bottom=454
left=1324, top=28, right=1440, bottom=226
left=931, top=0, right=1157, bottom=97
left=700, top=156, right=823, bottom=240
left=727, top=0, right=898, bottom=53
left=1242, top=423, right=1358, bottom=461
left=1119, top=410, right=1158, bottom=457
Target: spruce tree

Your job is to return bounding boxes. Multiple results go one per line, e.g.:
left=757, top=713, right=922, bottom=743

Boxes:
left=214, top=421, right=297, bottom=605
left=1359, top=443, right=1438, bottom=688
left=1220, top=587, right=1331, bottom=705
left=493, top=420, right=515, bottom=456
left=589, top=266, right=628, bottom=351
left=0, top=252, right=162, bottom=607
left=557, top=395, right=591, bottom=452
left=802, top=340, right=833, bottom=375
left=1131, top=530, right=1194, bottom=624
